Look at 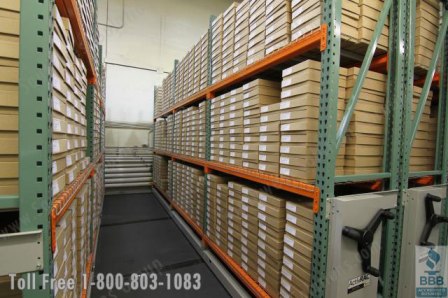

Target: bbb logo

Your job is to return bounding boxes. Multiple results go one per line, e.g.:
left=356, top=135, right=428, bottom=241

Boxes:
left=420, top=248, right=444, bottom=286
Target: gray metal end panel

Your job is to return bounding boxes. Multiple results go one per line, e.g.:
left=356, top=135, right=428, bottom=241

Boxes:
left=0, top=231, right=43, bottom=276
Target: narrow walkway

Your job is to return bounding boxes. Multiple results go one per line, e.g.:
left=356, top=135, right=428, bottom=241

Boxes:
left=92, top=193, right=231, bottom=297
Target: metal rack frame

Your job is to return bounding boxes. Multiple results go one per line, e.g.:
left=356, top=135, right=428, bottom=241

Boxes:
left=152, top=0, right=448, bottom=297
left=0, top=1, right=105, bottom=298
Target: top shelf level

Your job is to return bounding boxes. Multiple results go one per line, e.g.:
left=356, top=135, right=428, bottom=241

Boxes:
left=56, top=0, right=97, bottom=84
left=154, top=25, right=327, bottom=120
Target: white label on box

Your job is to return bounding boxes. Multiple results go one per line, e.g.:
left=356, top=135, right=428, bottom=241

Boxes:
left=283, top=67, right=293, bottom=77
left=66, top=155, right=72, bottom=166
left=259, top=193, right=267, bottom=201
left=52, top=140, right=60, bottom=153
left=242, top=263, right=248, bottom=271
left=259, top=203, right=266, bottom=212
left=242, top=187, right=249, bottom=195
left=267, top=14, right=274, bottom=25
left=230, top=120, right=235, bottom=126
left=258, top=278, right=266, bottom=288
left=266, top=25, right=275, bottom=35
left=281, top=90, right=292, bottom=99
left=258, top=213, right=266, bottom=221
left=286, top=214, right=297, bottom=225
left=282, top=78, right=292, bottom=88
left=244, top=119, right=250, bottom=125
left=281, top=112, right=292, bottom=120
left=282, top=135, right=292, bottom=142
left=230, top=112, right=236, bottom=119
left=280, top=167, right=290, bottom=175
left=243, top=144, right=249, bottom=150
left=242, top=227, right=248, bottom=236
left=228, top=182, right=234, bottom=188
left=219, top=115, right=225, bottom=121
left=260, top=135, right=268, bottom=142
left=230, top=128, right=236, bottom=134
left=219, top=157, right=224, bottom=162
left=247, top=47, right=255, bottom=56
left=284, top=257, right=293, bottom=270
left=66, top=106, right=72, bottom=118
left=259, top=222, right=267, bottom=231
left=259, top=164, right=266, bottom=171
left=260, top=125, right=267, bottom=132
left=292, top=0, right=302, bottom=7
left=280, top=156, right=290, bottom=164
left=242, top=152, right=249, bottom=159
left=281, top=124, right=291, bottom=131
left=283, top=279, right=292, bottom=291
left=242, top=205, right=248, bottom=212
left=260, top=115, right=268, bottom=123
left=259, top=154, right=267, bottom=161
left=220, top=101, right=225, bottom=107
left=242, top=196, right=249, bottom=204
left=53, top=118, right=62, bottom=132
left=53, top=96, right=61, bottom=112
left=285, top=225, right=296, bottom=237
left=259, top=145, right=267, bottom=151
left=243, top=101, right=250, bottom=108
left=230, top=97, right=237, bottom=104
left=280, top=101, right=291, bottom=110
left=243, top=162, right=249, bottom=167
left=286, top=203, right=297, bottom=213
left=67, top=124, right=72, bottom=134
left=230, top=105, right=236, bottom=111
left=258, top=250, right=266, bottom=260
left=259, top=241, right=265, bottom=250
left=281, top=146, right=290, bottom=153
left=219, top=123, right=224, bottom=128
left=230, top=158, right=236, bottom=164
left=52, top=161, right=57, bottom=174
left=230, top=152, right=236, bottom=157
left=229, top=190, right=235, bottom=196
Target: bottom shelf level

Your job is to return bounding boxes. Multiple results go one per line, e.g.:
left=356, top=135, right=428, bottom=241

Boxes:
left=153, top=185, right=271, bottom=298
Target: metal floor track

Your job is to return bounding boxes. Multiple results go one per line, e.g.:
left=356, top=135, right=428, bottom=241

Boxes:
left=91, top=192, right=233, bottom=298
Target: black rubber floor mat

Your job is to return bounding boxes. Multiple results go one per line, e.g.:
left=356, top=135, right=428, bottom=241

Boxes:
left=94, top=220, right=201, bottom=276
left=91, top=262, right=231, bottom=298
left=101, top=193, right=169, bottom=226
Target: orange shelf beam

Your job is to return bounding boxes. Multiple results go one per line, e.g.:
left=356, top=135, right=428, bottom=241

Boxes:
left=154, top=185, right=270, bottom=298
left=154, top=25, right=327, bottom=120
left=55, top=0, right=97, bottom=84
left=154, top=150, right=320, bottom=213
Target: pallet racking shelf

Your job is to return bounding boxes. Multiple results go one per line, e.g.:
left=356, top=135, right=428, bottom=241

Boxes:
left=153, top=0, right=448, bottom=297
left=0, top=1, right=105, bottom=298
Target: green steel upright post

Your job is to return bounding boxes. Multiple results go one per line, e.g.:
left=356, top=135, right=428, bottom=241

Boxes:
left=310, top=1, right=341, bottom=297
left=439, top=23, right=448, bottom=245
left=19, top=0, right=54, bottom=297
left=382, top=0, right=413, bottom=296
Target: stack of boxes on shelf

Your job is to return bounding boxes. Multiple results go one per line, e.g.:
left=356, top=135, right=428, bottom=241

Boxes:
left=226, top=181, right=244, bottom=264
left=344, top=68, right=386, bottom=175
left=280, top=200, right=314, bottom=297
left=265, top=0, right=291, bottom=55
left=181, top=109, right=188, bottom=156
left=198, top=101, right=207, bottom=159
left=206, top=174, right=229, bottom=249
left=410, top=87, right=435, bottom=172
left=166, top=114, right=174, bottom=152
left=228, top=88, right=245, bottom=167
left=153, top=155, right=169, bottom=193
left=168, top=160, right=173, bottom=197
left=187, top=48, right=195, bottom=97
left=175, top=59, right=185, bottom=104
left=154, top=86, right=163, bottom=116
left=200, top=33, right=209, bottom=90
left=258, top=102, right=281, bottom=175
left=358, top=0, right=389, bottom=52
left=53, top=203, right=77, bottom=298
left=0, top=1, right=19, bottom=196
left=174, top=111, right=183, bottom=154
left=193, top=173, right=206, bottom=227
left=247, top=0, right=266, bottom=65
left=242, top=79, right=281, bottom=171
left=210, top=96, right=223, bottom=162
left=92, top=89, right=102, bottom=159
left=77, top=0, right=99, bottom=73
left=233, top=0, right=250, bottom=73
left=52, top=7, right=90, bottom=197
left=154, top=118, right=167, bottom=151
left=279, top=60, right=346, bottom=182
left=193, top=42, right=202, bottom=94
left=222, top=3, right=237, bottom=79
left=415, top=0, right=440, bottom=72
left=211, top=15, right=224, bottom=84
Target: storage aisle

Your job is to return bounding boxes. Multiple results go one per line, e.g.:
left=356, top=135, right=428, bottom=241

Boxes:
left=91, top=193, right=231, bottom=297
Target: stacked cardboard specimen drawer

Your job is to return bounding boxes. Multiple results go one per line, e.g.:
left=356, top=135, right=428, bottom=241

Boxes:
left=280, top=200, right=314, bottom=297
left=154, top=86, right=163, bottom=116
left=242, top=79, right=281, bottom=171
left=168, top=160, right=173, bottom=197
left=226, top=181, right=244, bottom=264
left=358, top=0, right=389, bottom=52
left=415, top=0, right=440, bottom=72
left=153, top=155, right=169, bottom=193
left=279, top=60, right=346, bottom=182
left=410, top=87, right=435, bottom=171
left=256, top=190, right=286, bottom=297
left=181, top=109, right=189, bottom=156
left=258, top=102, right=281, bottom=175
left=0, top=1, right=19, bottom=196
left=175, top=59, right=185, bottom=103
left=212, top=14, right=224, bottom=84
left=174, top=111, right=183, bottom=154
left=210, top=97, right=221, bottom=162
left=247, top=0, right=266, bottom=65
left=222, top=3, right=237, bottom=79
left=233, top=0, right=250, bottom=73
left=193, top=41, right=202, bottom=94
left=166, top=114, right=174, bottom=152
left=77, top=0, right=99, bottom=71
left=265, top=0, right=291, bottom=55
left=154, top=118, right=167, bottom=151
left=200, top=32, right=209, bottom=90
left=198, top=101, right=207, bottom=159
left=344, top=68, right=386, bottom=174
left=228, top=88, right=245, bottom=167
left=206, top=174, right=230, bottom=249
left=53, top=201, right=77, bottom=298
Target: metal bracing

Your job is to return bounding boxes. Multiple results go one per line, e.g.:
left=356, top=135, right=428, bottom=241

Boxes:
left=310, top=0, right=342, bottom=296
left=18, top=0, right=54, bottom=297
